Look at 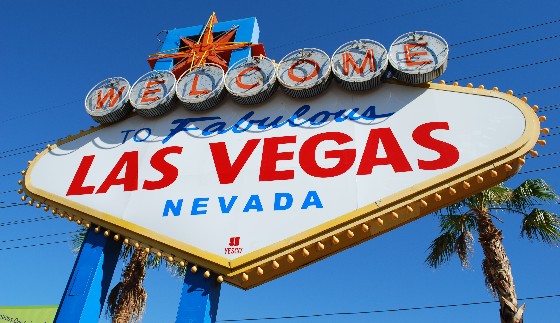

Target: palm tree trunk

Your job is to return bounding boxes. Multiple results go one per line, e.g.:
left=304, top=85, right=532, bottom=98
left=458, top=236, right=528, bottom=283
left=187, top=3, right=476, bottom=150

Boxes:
left=107, top=248, right=149, bottom=323
left=476, top=210, right=525, bottom=323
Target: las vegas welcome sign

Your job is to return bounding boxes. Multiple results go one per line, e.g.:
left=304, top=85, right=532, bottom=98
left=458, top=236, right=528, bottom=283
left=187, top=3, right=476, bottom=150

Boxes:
left=20, top=22, right=543, bottom=289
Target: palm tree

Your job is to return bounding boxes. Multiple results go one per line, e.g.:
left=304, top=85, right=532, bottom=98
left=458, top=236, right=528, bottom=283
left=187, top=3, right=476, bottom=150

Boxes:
left=105, top=245, right=163, bottom=322
left=426, top=179, right=560, bottom=323
left=71, top=230, right=164, bottom=323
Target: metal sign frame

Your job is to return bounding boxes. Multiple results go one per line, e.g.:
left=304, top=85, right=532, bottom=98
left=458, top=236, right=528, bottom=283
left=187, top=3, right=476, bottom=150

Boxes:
left=20, top=80, right=541, bottom=289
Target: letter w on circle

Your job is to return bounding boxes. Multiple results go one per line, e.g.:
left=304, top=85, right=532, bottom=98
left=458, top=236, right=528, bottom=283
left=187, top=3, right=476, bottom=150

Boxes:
left=96, top=86, right=127, bottom=109
left=343, top=49, right=376, bottom=75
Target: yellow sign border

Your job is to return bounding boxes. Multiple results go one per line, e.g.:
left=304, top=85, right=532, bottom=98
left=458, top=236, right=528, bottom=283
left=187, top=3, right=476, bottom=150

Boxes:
left=21, top=80, right=542, bottom=289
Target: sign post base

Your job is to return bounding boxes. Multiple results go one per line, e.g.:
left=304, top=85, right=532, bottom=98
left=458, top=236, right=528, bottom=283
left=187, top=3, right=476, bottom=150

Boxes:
left=176, top=267, right=221, bottom=323
left=54, top=228, right=122, bottom=322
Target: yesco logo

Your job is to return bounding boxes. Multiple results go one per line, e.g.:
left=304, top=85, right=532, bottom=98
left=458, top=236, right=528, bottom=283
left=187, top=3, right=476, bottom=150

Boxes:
left=84, top=31, right=448, bottom=124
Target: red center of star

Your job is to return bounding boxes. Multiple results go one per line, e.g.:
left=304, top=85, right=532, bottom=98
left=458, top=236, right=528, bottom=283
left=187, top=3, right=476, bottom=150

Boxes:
left=148, top=13, right=265, bottom=78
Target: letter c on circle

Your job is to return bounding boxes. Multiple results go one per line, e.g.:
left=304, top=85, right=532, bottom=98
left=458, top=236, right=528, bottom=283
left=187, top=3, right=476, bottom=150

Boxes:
left=236, top=67, right=261, bottom=90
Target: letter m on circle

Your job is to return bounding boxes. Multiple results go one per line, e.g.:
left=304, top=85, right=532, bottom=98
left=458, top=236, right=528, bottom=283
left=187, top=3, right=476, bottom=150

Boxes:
left=343, top=49, right=376, bottom=76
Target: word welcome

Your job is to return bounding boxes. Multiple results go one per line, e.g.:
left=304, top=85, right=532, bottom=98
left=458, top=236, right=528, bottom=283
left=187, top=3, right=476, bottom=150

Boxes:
left=86, top=31, right=448, bottom=125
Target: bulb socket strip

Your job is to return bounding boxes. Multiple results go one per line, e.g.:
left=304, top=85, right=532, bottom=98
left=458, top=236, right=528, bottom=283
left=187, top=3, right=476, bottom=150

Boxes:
left=230, top=156, right=527, bottom=288
left=21, top=82, right=543, bottom=289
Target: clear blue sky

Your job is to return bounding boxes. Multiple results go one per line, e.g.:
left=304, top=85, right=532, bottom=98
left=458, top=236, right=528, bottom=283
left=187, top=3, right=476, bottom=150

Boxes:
left=1, top=0, right=559, bottom=322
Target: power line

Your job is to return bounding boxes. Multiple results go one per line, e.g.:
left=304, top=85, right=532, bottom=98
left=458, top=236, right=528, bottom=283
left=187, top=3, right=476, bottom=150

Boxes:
left=0, top=140, right=53, bottom=156
left=0, top=189, right=17, bottom=195
left=450, top=57, right=560, bottom=82
left=0, top=230, right=76, bottom=244
left=529, top=150, right=560, bottom=159
left=0, top=99, right=81, bottom=125
left=519, top=164, right=560, bottom=175
left=0, top=203, right=26, bottom=210
left=0, top=239, right=70, bottom=251
left=449, top=34, right=560, bottom=60
left=0, top=216, right=56, bottom=227
left=541, top=103, right=560, bottom=112
left=519, top=85, right=560, bottom=96
left=450, top=18, right=560, bottom=47
left=0, top=16, right=556, bottom=131
left=0, top=34, right=557, bottom=173
left=0, top=148, right=47, bottom=160
left=1, top=171, right=20, bottom=177
left=268, top=0, right=466, bottom=50
left=217, top=293, right=560, bottom=322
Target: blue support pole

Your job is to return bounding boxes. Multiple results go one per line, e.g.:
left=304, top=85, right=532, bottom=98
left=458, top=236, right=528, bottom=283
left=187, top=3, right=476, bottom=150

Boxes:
left=54, top=227, right=122, bottom=322
left=162, top=16, right=260, bottom=322
left=176, top=266, right=222, bottom=323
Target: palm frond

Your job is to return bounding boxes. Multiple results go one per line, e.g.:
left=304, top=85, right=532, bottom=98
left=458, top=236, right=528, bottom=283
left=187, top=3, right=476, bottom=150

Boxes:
left=121, top=244, right=135, bottom=261
left=427, top=212, right=477, bottom=268
left=146, top=253, right=164, bottom=269
left=425, top=231, right=457, bottom=268
left=521, top=208, right=560, bottom=245
left=455, top=230, right=474, bottom=268
left=106, top=282, right=123, bottom=318
left=508, top=179, right=558, bottom=211
left=440, top=201, right=467, bottom=218
left=167, top=261, right=189, bottom=278
left=481, top=184, right=511, bottom=207
left=71, top=227, right=87, bottom=254
left=439, top=213, right=477, bottom=234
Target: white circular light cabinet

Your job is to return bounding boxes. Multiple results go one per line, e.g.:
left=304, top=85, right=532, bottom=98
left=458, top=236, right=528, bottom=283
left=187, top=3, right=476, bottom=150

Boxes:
left=85, top=77, right=132, bottom=124
left=277, top=48, right=332, bottom=98
left=129, top=70, right=177, bottom=118
left=388, top=31, right=448, bottom=84
left=331, top=39, right=389, bottom=91
left=225, top=56, right=278, bottom=105
left=175, top=63, right=227, bottom=111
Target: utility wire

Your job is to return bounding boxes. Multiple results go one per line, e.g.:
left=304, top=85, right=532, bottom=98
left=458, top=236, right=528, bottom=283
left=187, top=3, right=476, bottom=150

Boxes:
left=0, top=239, right=70, bottom=251
left=268, top=0, right=466, bottom=50
left=0, top=99, right=81, bottom=125
left=0, top=2, right=468, bottom=126
left=450, top=57, right=560, bottom=82
left=0, top=149, right=45, bottom=159
left=0, top=140, right=53, bottom=156
left=449, top=34, right=560, bottom=60
left=541, top=103, right=560, bottom=112
left=450, top=18, right=560, bottom=47
left=1, top=118, right=559, bottom=180
left=0, top=190, right=17, bottom=195
left=0, top=203, right=26, bottom=210
left=519, top=85, right=560, bottom=96
left=218, top=293, right=560, bottom=322
left=0, top=231, right=76, bottom=244
left=519, top=165, right=560, bottom=175
left=0, top=201, right=19, bottom=204
left=0, top=148, right=46, bottom=160
left=0, top=216, right=55, bottom=227
left=529, top=150, right=560, bottom=159
left=0, top=16, right=557, bottom=128
left=1, top=171, right=20, bottom=177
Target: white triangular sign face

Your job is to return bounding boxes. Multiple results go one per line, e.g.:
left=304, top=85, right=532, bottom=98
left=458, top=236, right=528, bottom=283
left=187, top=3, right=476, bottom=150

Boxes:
left=24, top=81, right=540, bottom=288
